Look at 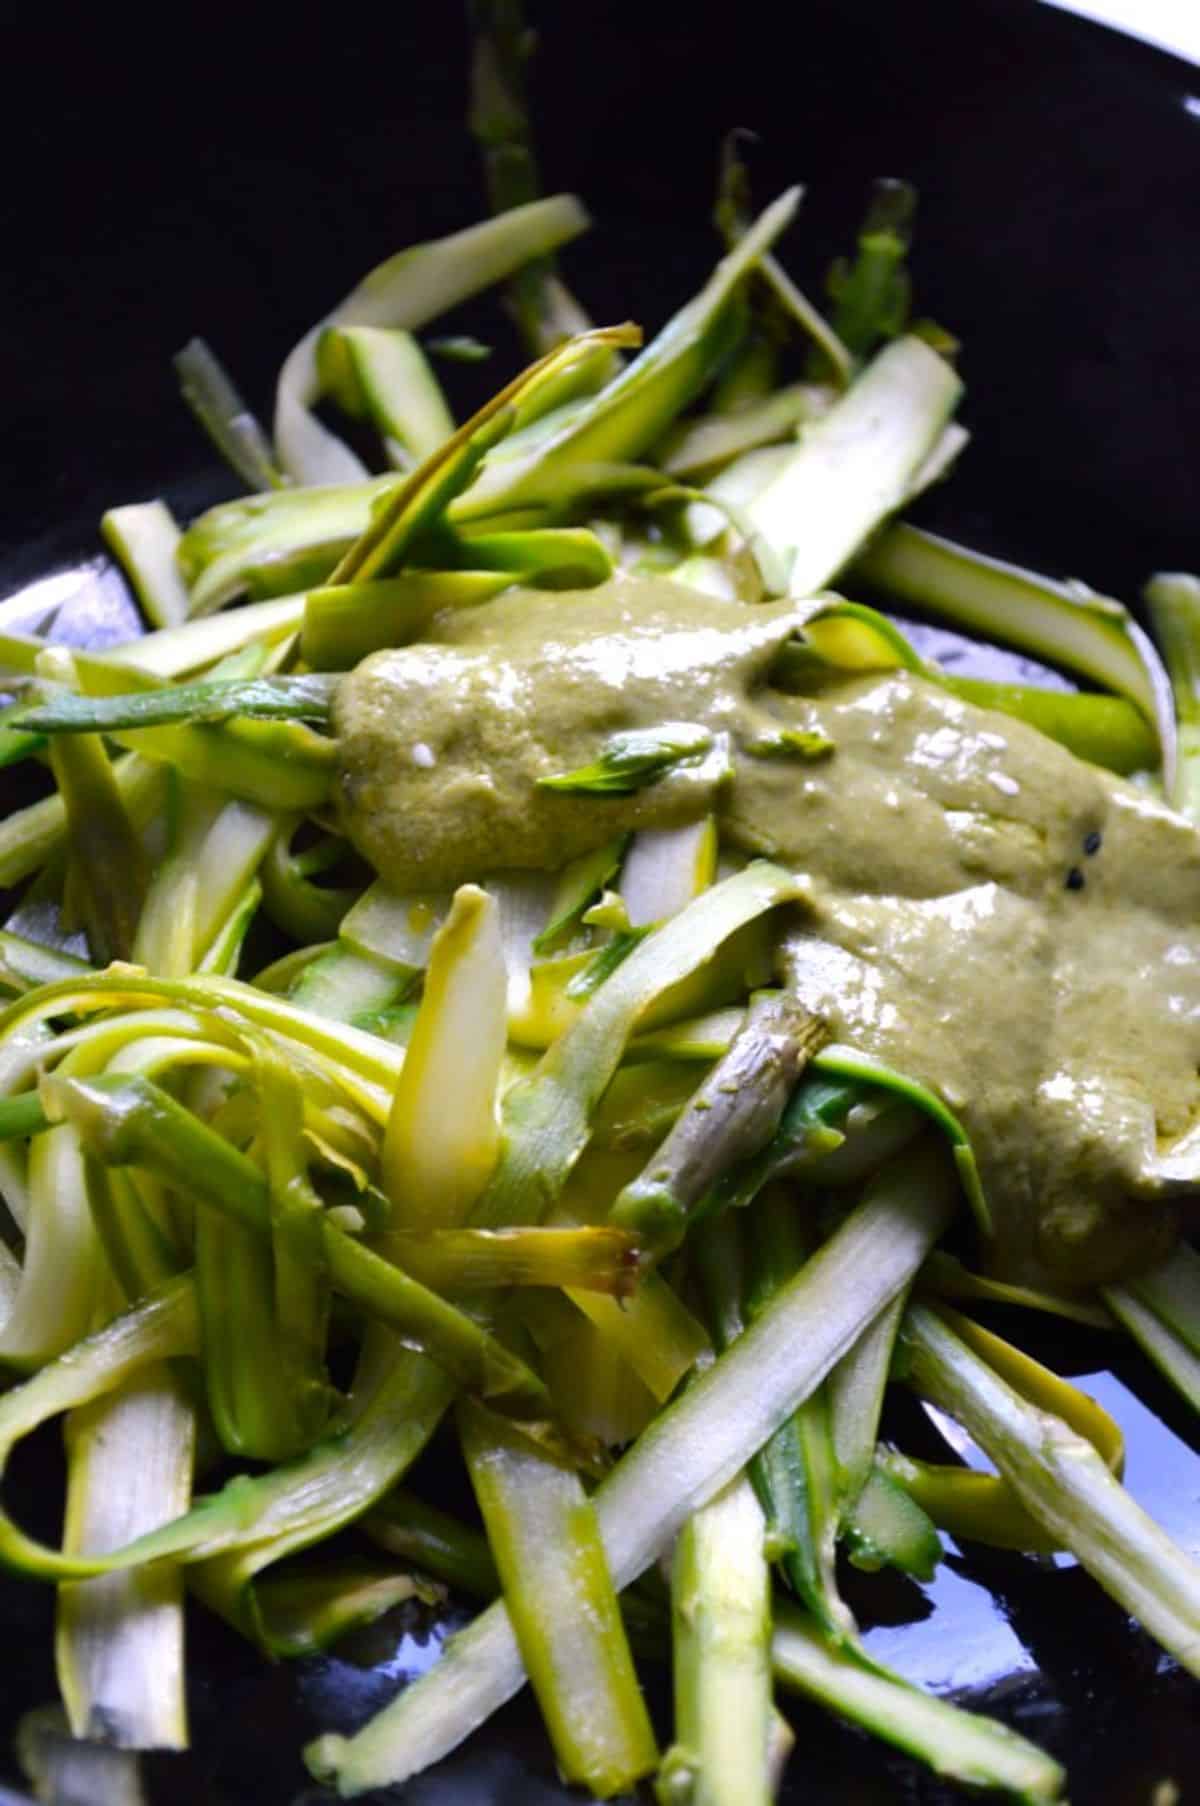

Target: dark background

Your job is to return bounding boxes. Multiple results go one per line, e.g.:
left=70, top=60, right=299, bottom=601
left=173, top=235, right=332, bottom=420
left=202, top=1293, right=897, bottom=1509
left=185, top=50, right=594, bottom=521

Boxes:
left=2, top=2, right=1200, bottom=1801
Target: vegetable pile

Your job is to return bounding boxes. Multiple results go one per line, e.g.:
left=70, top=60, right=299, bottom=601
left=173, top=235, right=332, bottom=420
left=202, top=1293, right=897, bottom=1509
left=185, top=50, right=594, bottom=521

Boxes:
left=4, top=8, right=1200, bottom=1802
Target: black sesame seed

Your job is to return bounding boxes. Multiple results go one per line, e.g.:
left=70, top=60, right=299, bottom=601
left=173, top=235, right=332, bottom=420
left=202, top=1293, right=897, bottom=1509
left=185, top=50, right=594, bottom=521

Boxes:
left=1065, top=867, right=1085, bottom=891
left=1083, top=831, right=1102, bottom=856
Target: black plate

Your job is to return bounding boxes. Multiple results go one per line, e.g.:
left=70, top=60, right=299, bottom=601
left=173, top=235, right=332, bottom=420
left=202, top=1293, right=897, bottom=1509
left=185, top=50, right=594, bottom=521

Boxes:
left=4, top=2, right=1200, bottom=1800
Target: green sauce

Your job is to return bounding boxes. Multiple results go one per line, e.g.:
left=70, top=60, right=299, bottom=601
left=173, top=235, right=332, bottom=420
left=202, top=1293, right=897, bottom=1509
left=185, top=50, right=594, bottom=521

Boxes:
left=335, top=577, right=1200, bottom=1286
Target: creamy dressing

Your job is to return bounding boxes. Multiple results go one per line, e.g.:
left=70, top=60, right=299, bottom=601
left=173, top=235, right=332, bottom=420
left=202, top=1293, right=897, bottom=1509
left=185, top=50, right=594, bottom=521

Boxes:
left=334, top=578, right=1200, bottom=1285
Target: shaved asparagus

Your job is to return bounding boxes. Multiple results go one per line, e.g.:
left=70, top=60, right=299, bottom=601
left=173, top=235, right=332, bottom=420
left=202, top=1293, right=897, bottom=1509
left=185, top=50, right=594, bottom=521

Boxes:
left=1145, top=573, right=1200, bottom=817
left=611, top=992, right=826, bottom=1257
left=382, top=886, right=507, bottom=1225
left=101, top=502, right=191, bottom=630
left=772, top=1606, right=1064, bottom=1803
left=849, top=522, right=1177, bottom=785
left=904, top=1304, right=1200, bottom=1671
left=57, top=1368, right=195, bottom=1749
left=49, top=1073, right=553, bottom=1419
left=459, top=1397, right=658, bottom=1796
left=275, top=195, right=590, bottom=485
left=659, top=1476, right=772, bottom=1806
left=306, top=1146, right=955, bottom=1793
left=740, top=336, right=962, bottom=595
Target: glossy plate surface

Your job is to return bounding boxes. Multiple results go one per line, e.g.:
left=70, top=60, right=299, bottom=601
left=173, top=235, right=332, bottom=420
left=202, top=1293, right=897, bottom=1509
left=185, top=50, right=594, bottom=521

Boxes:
left=3, top=1, right=1200, bottom=1798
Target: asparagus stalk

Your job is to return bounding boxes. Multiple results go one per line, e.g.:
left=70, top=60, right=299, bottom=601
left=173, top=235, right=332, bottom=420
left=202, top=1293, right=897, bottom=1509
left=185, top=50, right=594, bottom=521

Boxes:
left=468, top=0, right=597, bottom=356
left=372, top=1225, right=640, bottom=1296
left=101, top=501, right=191, bottom=630
left=903, top=1303, right=1200, bottom=1672
left=658, top=1476, right=773, bottom=1806
left=319, top=324, right=454, bottom=466
left=610, top=993, right=826, bottom=1257
left=57, top=1366, right=195, bottom=1749
left=743, top=1192, right=854, bottom=1641
left=382, top=885, right=507, bottom=1226
left=18, top=673, right=336, bottom=733
left=847, top=522, right=1176, bottom=784
left=174, top=337, right=284, bottom=493
left=459, top=1396, right=658, bottom=1796
left=1144, top=572, right=1200, bottom=818
left=365, top=1487, right=500, bottom=1600
left=771, top=1605, right=1064, bottom=1803
left=274, top=194, right=591, bottom=486
left=740, top=336, right=962, bottom=596
left=300, top=569, right=511, bottom=670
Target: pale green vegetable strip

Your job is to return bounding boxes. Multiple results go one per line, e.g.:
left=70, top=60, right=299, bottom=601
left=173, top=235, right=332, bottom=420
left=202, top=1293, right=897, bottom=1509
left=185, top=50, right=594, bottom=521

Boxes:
left=1125, top=1241, right=1200, bottom=1355
left=454, top=189, right=802, bottom=524
left=619, top=817, right=718, bottom=928
left=922, top=1251, right=1113, bottom=1330
left=22, top=673, right=335, bottom=734
left=300, top=570, right=512, bottom=669
left=849, top=522, right=1176, bottom=785
left=133, top=789, right=276, bottom=977
left=44, top=719, right=145, bottom=966
left=459, top=1397, right=658, bottom=1796
left=472, top=862, right=807, bottom=1230
left=17, top=1705, right=149, bottom=1806
left=275, top=195, right=590, bottom=485
left=903, top=1303, right=1200, bottom=1675
left=658, top=383, right=832, bottom=478
left=339, top=880, right=450, bottom=973
left=941, top=677, right=1157, bottom=776
left=259, top=823, right=358, bottom=946
left=1, top=968, right=403, bottom=1093
left=329, top=326, right=638, bottom=587
left=101, top=502, right=191, bottom=629
left=0, top=1276, right=200, bottom=1579
left=107, top=714, right=336, bottom=813
left=0, top=1123, right=101, bottom=1367
left=532, top=838, right=627, bottom=954
left=741, top=1193, right=852, bottom=1641
left=181, top=478, right=395, bottom=615
left=307, top=1148, right=955, bottom=1793
left=1102, top=1284, right=1200, bottom=1413
left=658, top=1475, right=772, bottom=1806
left=828, top=1291, right=908, bottom=1505
left=771, top=1605, right=1064, bottom=1802
left=240, top=1561, right=440, bottom=1659
left=0, top=931, right=91, bottom=993
left=563, top=1275, right=710, bottom=1402
left=0, top=1242, right=21, bottom=1325
left=743, top=337, right=961, bottom=595
left=365, top=1487, right=501, bottom=1599
left=374, top=1225, right=639, bottom=1296
left=57, top=1367, right=195, bottom=1748
left=175, top=337, right=283, bottom=492
left=256, top=1036, right=337, bottom=1446
left=288, top=945, right=408, bottom=1023
left=50, top=1072, right=551, bottom=1418
left=326, top=325, right=455, bottom=465
left=383, top=886, right=507, bottom=1226
left=1144, top=573, right=1200, bottom=817
left=179, top=1337, right=454, bottom=1643
left=89, top=595, right=307, bottom=683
